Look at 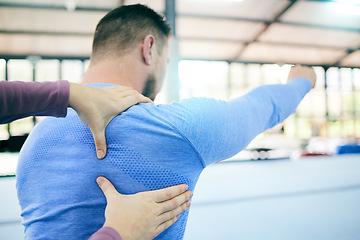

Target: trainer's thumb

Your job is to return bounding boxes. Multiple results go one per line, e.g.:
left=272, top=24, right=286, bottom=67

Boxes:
left=96, top=177, right=119, bottom=199
left=92, top=128, right=107, bottom=159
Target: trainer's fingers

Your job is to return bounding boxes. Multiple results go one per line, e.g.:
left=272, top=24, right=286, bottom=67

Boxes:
left=92, top=128, right=107, bottom=159
left=113, top=89, right=142, bottom=99
left=96, top=177, right=120, bottom=199
left=159, top=200, right=191, bottom=225
left=109, top=88, right=152, bottom=104
left=140, top=96, right=153, bottom=103
left=114, top=95, right=151, bottom=112
left=154, top=214, right=180, bottom=238
left=150, top=184, right=189, bottom=203
left=159, top=190, right=193, bottom=213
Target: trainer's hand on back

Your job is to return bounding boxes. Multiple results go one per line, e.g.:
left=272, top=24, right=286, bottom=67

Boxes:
left=68, top=83, right=152, bottom=159
left=96, top=177, right=193, bottom=240
left=287, top=65, right=317, bottom=88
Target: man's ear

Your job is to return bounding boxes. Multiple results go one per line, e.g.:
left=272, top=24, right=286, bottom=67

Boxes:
left=142, top=35, right=155, bottom=65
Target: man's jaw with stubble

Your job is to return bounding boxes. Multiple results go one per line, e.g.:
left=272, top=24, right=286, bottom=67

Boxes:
left=142, top=77, right=157, bottom=101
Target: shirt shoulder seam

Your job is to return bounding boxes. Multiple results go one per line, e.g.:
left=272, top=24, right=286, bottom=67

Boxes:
left=141, top=106, right=206, bottom=169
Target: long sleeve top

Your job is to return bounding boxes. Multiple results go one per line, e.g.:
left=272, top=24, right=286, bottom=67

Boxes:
left=89, top=227, right=122, bottom=240
left=0, top=80, right=69, bottom=124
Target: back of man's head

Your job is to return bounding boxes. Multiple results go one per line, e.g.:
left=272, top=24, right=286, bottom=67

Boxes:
left=92, top=4, right=171, bottom=61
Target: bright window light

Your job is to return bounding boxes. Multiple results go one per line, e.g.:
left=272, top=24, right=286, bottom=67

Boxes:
left=334, top=0, right=360, bottom=5
left=193, top=0, right=244, bottom=2
left=331, top=1, right=360, bottom=15
left=179, top=60, right=229, bottom=100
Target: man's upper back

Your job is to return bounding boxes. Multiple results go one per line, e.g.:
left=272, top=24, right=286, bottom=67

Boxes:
left=17, top=100, right=206, bottom=239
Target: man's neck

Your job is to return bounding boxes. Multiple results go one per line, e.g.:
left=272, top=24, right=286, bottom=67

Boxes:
left=82, top=56, right=147, bottom=93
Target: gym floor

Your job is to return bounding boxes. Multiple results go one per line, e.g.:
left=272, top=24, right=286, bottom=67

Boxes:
left=1, top=154, right=360, bottom=239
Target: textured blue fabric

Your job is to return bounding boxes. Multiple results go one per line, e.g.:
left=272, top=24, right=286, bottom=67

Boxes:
left=16, top=78, right=312, bottom=240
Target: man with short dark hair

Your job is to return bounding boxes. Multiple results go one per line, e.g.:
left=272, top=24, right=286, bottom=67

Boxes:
left=16, top=4, right=316, bottom=240
left=90, top=4, right=171, bottom=101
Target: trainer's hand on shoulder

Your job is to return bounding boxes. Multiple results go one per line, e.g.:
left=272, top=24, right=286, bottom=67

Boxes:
left=68, top=83, right=152, bottom=159
left=287, top=65, right=317, bottom=88
left=96, top=177, right=192, bottom=240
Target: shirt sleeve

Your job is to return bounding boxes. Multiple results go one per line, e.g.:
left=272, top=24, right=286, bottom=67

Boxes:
left=0, top=80, right=69, bottom=124
left=158, top=77, right=313, bottom=167
left=88, top=227, right=122, bottom=240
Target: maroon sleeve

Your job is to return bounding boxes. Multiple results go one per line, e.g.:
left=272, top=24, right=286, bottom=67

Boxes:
left=89, top=227, right=122, bottom=240
left=0, top=80, right=70, bottom=124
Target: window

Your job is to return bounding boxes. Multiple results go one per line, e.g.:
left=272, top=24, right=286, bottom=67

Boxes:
left=0, top=125, right=9, bottom=140
left=7, top=59, right=34, bottom=136
left=291, top=67, right=327, bottom=138
left=179, top=60, right=229, bottom=100
left=2, top=56, right=359, bottom=144
left=36, top=60, right=60, bottom=82
left=178, top=60, right=359, bottom=139
left=61, top=60, right=85, bottom=83
left=229, top=63, right=247, bottom=99
left=325, top=67, right=360, bottom=138
left=0, top=59, right=5, bottom=80
left=1, top=58, right=90, bottom=140
left=8, top=59, right=33, bottom=82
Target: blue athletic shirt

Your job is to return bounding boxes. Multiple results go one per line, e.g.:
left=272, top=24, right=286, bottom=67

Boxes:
left=16, top=78, right=312, bottom=240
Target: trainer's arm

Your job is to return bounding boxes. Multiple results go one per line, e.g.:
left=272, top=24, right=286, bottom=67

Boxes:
left=0, top=81, right=151, bottom=158
left=0, top=80, right=69, bottom=124
left=89, top=227, right=122, bottom=240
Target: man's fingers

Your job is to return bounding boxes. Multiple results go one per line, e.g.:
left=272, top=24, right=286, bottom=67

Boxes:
left=159, top=190, right=193, bottom=213
left=96, top=177, right=120, bottom=199
left=92, top=129, right=107, bottom=159
left=150, top=184, right=189, bottom=203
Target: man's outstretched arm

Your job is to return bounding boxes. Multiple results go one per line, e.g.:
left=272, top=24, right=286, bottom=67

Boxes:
left=161, top=65, right=316, bottom=167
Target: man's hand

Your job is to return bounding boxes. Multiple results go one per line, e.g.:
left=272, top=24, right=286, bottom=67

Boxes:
left=287, top=65, right=317, bottom=88
left=97, top=177, right=193, bottom=240
left=68, top=83, right=152, bottom=159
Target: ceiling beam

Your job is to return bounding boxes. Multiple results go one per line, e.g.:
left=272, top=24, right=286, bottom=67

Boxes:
left=1, top=1, right=359, bottom=32
left=180, top=57, right=359, bottom=69
left=333, top=49, right=357, bottom=66
left=0, top=54, right=358, bottom=69
left=1, top=29, right=357, bottom=52
left=233, top=0, right=298, bottom=61
left=0, top=30, right=93, bottom=37
left=277, top=21, right=360, bottom=33
left=180, top=37, right=358, bottom=52
left=305, top=0, right=360, bottom=4
left=0, top=54, right=90, bottom=61
left=1, top=0, right=358, bottom=68
left=0, top=2, right=112, bottom=12
left=0, top=30, right=357, bottom=56
left=178, top=13, right=360, bottom=32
